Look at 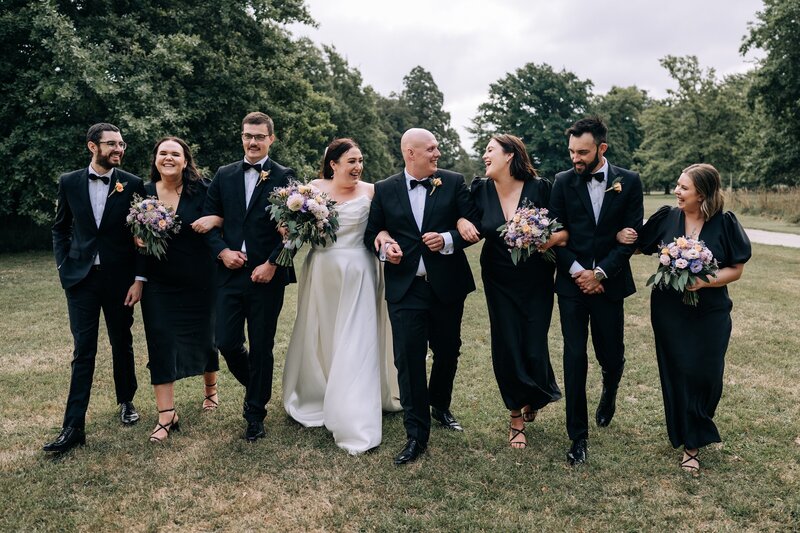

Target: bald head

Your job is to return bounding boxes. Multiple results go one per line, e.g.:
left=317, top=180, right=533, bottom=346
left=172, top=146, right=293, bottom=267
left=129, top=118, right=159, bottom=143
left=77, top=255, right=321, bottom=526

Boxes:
left=401, top=128, right=440, bottom=178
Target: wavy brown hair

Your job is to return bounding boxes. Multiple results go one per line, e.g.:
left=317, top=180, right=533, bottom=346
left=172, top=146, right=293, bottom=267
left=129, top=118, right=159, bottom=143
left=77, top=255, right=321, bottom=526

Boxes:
left=491, top=134, right=538, bottom=181
left=682, top=163, right=725, bottom=221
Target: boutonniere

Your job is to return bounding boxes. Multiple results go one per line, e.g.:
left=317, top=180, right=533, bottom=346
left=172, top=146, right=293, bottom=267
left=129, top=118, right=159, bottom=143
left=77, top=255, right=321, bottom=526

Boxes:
left=108, top=181, right=125, bottom=197
left=605, top=176, right=622, bottom=193
left=429, top=176, right=442, bottom=196
left=257, top=169, right=271, bottom=186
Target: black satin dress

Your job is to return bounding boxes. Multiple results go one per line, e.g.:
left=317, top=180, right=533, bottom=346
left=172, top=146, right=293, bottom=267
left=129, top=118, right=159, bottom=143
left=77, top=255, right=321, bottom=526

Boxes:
left=141, top=180, right=219, bottom=385
left=640, top=206, right=751, bottom=449
left=470, top=178, right=562, bottom=411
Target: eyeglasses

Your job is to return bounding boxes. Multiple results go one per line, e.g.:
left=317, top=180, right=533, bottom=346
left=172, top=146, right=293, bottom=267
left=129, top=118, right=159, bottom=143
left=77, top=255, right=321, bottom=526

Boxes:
left=242, top=133, right=270, bottom=142
left=97, top=141, right=127, bottom=149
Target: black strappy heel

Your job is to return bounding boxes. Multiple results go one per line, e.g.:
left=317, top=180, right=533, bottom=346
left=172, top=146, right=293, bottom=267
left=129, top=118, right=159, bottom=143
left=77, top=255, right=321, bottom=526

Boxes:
left=149, top=408, right=180, bottom=443
left=680, top=449, right=700, bottom=475
left=203, top=381, right=219, bottom=412
left=509, top=412, right=526, bottom=449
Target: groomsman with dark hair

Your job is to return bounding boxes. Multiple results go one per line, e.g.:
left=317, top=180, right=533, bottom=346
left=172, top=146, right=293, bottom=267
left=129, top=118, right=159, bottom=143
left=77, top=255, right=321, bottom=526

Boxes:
left=203, top=111, right=296, bottom=442
left=549, top=116, right=644, bottom=465
left=45, top=123, right=147, bottom=454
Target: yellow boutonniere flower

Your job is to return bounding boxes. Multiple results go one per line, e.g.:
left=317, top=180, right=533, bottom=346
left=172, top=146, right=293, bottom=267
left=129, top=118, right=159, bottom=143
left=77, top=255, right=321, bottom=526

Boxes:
left=258, top=169, right=271, bottom=186
left=429, top=177, right=442, bottom=196
left=108, top=181, right=125, bottom=197
left=605, top=177, right=622, bottom=193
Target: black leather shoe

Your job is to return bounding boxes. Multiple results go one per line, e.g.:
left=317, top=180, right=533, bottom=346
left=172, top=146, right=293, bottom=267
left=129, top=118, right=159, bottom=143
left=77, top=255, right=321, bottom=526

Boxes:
left=120, top=401, right=140, bottom=425
left=394, top=438, right=426, bottom=465
left=567, top=438, right=587, bottom=465
left=596, top=368, right=623, bottom=427
left=431, top=407, right=463, bottom=431
left=43, top=427, right=86, bottom=454
left=245, top=420, right=266, bottom=442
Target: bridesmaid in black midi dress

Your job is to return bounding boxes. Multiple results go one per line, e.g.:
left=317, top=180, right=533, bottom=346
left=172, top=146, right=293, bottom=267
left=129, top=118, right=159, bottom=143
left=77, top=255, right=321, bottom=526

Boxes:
left=633, top=163, right=751, bottom=474
left=139, top=137, right=220, bottom=443
left=460, top=135, right=563, bottom=449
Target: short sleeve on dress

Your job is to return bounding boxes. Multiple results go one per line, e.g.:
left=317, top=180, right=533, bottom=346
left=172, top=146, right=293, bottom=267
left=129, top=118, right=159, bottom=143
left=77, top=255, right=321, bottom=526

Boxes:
left=536, top=177, right=552, bottom=208
left=722, top=211, right=752, bottom=265
left=638, top=205, right=673, bottom=255
left=470, top=177, right=488, bottom=217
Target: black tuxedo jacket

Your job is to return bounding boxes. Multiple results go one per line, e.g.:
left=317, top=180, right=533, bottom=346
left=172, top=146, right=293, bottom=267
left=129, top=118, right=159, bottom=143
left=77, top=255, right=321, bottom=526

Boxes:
left=364, top=169, right=479, bottom=305
left=52, top=168, right=146, bottom=290
left=203, top=158, right=296, bottom=285
left=549, top=164, right=644, bottom=301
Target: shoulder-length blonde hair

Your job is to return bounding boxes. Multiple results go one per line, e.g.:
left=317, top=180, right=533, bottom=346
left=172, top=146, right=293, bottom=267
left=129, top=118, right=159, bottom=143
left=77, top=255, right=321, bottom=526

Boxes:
left=683, top=163, right=724, bottom=221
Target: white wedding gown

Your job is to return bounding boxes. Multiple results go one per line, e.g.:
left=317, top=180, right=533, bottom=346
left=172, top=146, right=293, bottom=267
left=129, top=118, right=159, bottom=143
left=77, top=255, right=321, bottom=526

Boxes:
left=282, top=194, right=401, bottom=454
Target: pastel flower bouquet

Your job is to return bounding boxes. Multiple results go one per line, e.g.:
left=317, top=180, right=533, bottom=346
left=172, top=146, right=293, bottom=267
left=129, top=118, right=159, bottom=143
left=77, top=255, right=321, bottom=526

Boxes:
left=646, top=236, right=719, bottom=306
left=497, top=199, right=563, bottom=264
left=267, top=180, right=339, bottom=267
left=126, top=194, right=181, bottom=259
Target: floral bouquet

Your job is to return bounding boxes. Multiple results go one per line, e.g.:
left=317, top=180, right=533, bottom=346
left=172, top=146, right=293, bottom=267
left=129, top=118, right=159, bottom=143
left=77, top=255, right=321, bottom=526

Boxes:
left=126, top=194, right=181, bottom=260
left=646, top=236, right=719, bottom=306
left=267, top=180, right=339, bottom=267
left=497, top=199, right=563, bottom=264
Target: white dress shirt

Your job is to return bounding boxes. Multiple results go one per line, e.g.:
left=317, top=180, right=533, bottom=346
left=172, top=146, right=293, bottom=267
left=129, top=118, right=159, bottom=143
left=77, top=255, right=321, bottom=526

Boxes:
left=403, top=169, right=453, bottom=278
left=569, top=159, right=609, bottom=276
left=87, top=165, right=113, bottom=265
left=241, top=156, right=269, bottom=255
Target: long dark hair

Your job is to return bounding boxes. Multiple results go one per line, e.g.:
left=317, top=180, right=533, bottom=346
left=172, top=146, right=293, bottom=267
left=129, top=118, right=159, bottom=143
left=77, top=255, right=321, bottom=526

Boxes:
left=491, top=134, right=538, bottom=181
left=321, top=138, right=360, bottom=179
left=149, top=137, right=203, bottom=195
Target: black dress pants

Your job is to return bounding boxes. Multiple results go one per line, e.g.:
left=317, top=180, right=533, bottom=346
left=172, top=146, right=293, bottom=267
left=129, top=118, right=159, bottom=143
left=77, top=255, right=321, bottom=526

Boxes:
left=215, top=268, right=285, bottom=423
left=62, top=268, right=137, bottom=428
left=387, top=277, right=464, bottom=446
left=558, top=292, right=626, bottom=441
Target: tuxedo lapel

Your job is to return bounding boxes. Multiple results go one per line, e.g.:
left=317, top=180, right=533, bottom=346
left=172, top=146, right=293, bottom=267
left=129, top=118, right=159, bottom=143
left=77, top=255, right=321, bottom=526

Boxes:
left=99, top=171, right=123, bottom=230
left=597, top=166, right=620, bottom=226
left=393, top=175, right=418, bottom=232
left=76, top=170, right=97, bottom=230
left=421, top=172, right=440, bottom=231
left=570, top=172, right=596, bottom=225
left=232, top=162, right=247, bottom=215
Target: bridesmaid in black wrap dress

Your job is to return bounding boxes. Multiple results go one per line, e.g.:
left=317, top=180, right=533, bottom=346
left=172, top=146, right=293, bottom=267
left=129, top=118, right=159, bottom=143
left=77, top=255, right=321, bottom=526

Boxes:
left=459, top=134, right=563, bottom=449
left=139, top=137, right=221, bottom=443
left=620, top=163, right=751, bottom=474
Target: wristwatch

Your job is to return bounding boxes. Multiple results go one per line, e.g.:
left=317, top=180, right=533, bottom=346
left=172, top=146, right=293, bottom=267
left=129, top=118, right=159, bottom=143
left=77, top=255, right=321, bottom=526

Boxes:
left=593, top=268, right=606, bottom=281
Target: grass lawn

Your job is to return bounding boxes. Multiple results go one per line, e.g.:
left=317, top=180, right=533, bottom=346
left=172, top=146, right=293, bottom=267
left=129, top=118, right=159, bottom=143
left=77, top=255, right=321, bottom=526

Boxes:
left=1, top=245, right=798, bottom=531
left=644, top=193, right=800, bottom=235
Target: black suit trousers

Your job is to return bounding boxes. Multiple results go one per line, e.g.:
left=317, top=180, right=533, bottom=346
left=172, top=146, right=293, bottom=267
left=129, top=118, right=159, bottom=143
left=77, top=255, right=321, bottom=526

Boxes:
left=215, top=267, right=285, bottom=423
left=558, top=292, right=625, bottom=441
left=387, top=277, right=464, bottom=445
left=62, top=268, right=137, bottom=428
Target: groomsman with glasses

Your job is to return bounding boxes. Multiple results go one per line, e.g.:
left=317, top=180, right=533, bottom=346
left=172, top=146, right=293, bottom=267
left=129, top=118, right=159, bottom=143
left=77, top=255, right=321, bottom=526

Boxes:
left=45, top=123, right=147, bottom=454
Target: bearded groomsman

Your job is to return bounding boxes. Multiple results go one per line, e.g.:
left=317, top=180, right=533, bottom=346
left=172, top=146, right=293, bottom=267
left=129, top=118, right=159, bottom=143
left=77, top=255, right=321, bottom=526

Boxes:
left=549, top=116, right=644, bottom=465
left=45, top=123, right=146, bottom=454
left=203, top=112, right=296, bottom=442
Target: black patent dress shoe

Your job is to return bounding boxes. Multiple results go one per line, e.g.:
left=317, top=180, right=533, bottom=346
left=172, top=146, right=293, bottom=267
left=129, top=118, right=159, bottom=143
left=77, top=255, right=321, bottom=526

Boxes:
left=119, top=401, right=140, bottom=425
left=596, top=385, right=619, bottom=428
left=245, top=420, right=266, bottom=442
left=394, top=438, right=426, bottom=465
left=567, top=438, right=587, bottom=465
left=43, top=427, right=86, bottom=453
left=431, top=407, right=463, bottom=431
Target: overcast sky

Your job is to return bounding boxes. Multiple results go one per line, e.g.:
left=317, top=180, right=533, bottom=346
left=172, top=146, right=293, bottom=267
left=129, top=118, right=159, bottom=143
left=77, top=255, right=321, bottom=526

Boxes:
left=289, top=0, right=764, bottom=152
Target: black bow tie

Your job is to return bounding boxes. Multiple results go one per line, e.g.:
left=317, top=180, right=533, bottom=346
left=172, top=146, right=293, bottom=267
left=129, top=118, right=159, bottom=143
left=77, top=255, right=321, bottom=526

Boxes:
left=243, top=162, right=263, bottom=173
left=583, top=172, right=604, bottom=183
left=89, top=173, right=110, bottom=185
left=410, top=178, right=432, bottom=191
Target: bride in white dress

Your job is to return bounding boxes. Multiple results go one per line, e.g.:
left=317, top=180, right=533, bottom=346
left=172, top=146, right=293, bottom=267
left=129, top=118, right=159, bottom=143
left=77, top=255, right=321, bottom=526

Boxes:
left=282, top=138, right=401, bottom=454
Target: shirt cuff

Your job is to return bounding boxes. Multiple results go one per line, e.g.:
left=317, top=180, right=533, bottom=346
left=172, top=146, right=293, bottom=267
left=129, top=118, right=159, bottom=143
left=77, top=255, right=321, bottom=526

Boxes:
left=439, top=232, right=454, bottom=255
left=135, top=276, right=147, bottom=282
left=595, top=266, right=607, bottom=278
left=568, top=261, right=585, bottom=276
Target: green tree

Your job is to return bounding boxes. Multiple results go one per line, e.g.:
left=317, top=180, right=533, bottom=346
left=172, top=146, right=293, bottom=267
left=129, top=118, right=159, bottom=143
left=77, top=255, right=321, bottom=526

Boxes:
left=637, top=56, right=749, bottom=193
left=741, top=0, right=800, bottom=185
left=469, top=62, right=592, bottom=179
left=590, top=86, right=650, bottom=172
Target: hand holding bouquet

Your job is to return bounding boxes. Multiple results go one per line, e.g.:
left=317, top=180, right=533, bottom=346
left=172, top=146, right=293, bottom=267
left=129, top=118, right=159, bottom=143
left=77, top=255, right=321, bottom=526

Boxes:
left=267, top=181, right=339, bottom=267
left=126, top=194, right=181, bottom=259
left=646, top=236, right=719, bottom=306
left=497, top=199, right=563, bottom=264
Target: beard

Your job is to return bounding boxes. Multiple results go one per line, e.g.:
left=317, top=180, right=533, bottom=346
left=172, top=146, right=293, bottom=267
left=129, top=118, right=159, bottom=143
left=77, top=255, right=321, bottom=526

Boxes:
left=96, top=151, right=122, bottom=168
left=574, top=150, right=601, bottom=178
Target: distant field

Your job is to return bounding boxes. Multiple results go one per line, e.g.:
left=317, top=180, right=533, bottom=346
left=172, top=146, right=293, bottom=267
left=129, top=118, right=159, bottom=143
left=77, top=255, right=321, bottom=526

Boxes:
left=644, top=193, right=800, bottom=235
